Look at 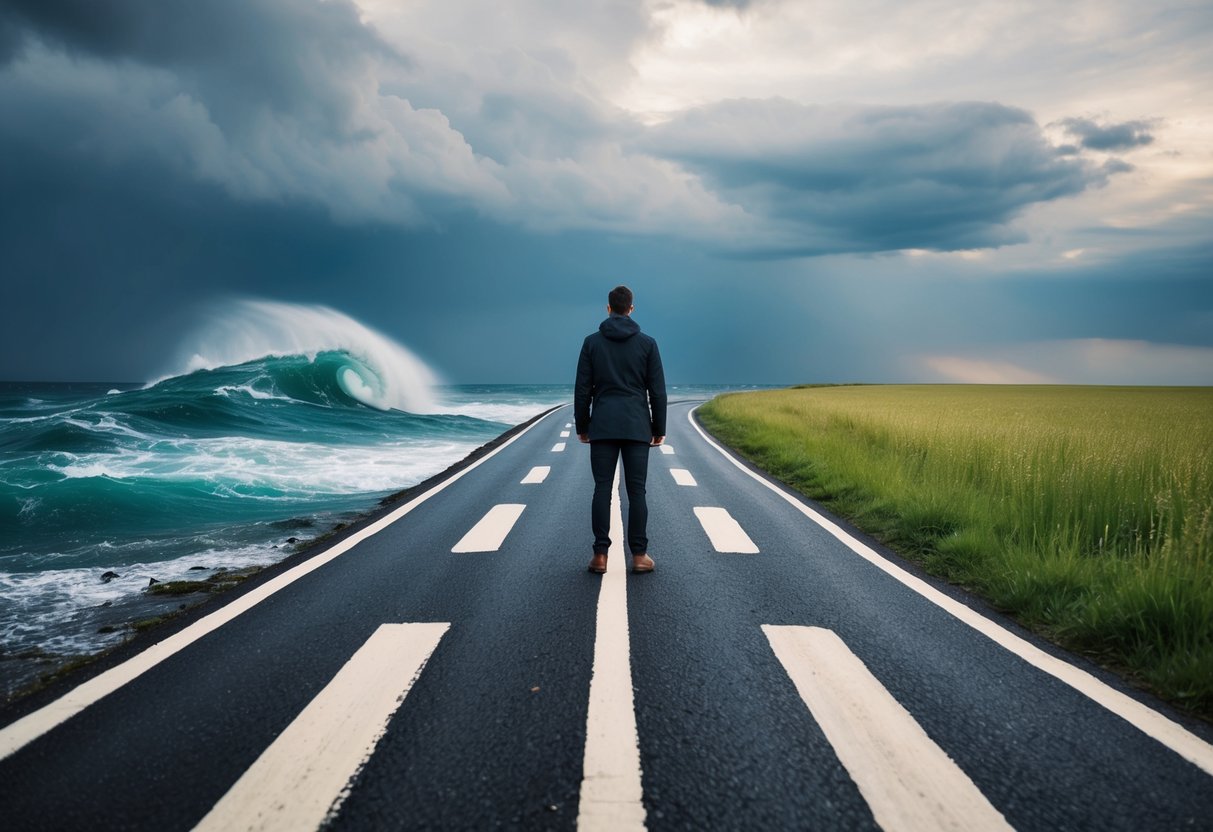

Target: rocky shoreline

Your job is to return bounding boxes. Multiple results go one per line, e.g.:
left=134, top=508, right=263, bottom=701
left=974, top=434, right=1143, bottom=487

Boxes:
left=0, top=564, right=267, bottom=702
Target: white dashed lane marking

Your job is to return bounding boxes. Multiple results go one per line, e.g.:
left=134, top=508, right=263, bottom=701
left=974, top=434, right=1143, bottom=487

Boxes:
left=521, top=466, right=550, bottom=484
left=669, top=468, right=697, bottom=487
left=693, top=506, right=759, bottom=553
left=552, top=442, right=567, bottom=452
left=658, top=445, right=674, bottom=455
left=560, top=430, right=571, bottom=438
left=452, top=504, right=527, bottom=553
left=194, top=623, right=449, bottom=832
left=763, top=625, right=1012, bottom=832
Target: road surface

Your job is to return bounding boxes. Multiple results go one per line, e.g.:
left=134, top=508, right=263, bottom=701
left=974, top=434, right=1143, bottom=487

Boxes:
left=1, top=399, right=1211, bottom=830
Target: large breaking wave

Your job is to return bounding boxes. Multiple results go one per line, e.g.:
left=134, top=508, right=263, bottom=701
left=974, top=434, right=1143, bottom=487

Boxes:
left=0, top=301, right=571, bottom=674
left=156, top=300, right=440, bottom=413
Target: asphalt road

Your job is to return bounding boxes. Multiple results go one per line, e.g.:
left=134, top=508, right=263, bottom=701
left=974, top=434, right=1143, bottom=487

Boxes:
left=1, top=399, right=1211, bottom=831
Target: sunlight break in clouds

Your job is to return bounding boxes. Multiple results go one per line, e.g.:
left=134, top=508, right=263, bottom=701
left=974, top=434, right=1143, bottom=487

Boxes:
left=919, top=340, right=1213, bottom=385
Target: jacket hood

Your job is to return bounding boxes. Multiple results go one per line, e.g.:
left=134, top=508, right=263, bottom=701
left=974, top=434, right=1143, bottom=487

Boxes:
left=599, top=314, right=640, bottom=341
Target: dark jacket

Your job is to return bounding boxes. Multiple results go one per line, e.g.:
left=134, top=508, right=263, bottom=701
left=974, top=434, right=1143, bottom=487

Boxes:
left=574, top=314, right=667, bottom=442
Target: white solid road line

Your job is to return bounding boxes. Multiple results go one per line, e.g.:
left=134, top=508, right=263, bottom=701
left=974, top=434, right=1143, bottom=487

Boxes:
left=521, top=466, right=551, bottom=484
left=451, top=504, right=527, bottom=553
left=578, top=468, right=646, bottom=831
left=764, top=625, right=1011, bottom=832
left=194, top=623, right=449, bottom=832
left=658, top=445, right=674, bottom=455
left=693, top=506, right=759, bottom=553
left=560, top=430, right=571, bottom=438
left=669, top=468, right=697, bottom=487
left=0, top=407, right=565, bottom=764
left=552, top=442, right=567, bottom=452
left=688, top=406, right=1213, bottom=777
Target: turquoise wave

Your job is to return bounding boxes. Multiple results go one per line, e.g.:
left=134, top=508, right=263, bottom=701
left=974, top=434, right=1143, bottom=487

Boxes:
left=0, top=354, right=523, bottom=569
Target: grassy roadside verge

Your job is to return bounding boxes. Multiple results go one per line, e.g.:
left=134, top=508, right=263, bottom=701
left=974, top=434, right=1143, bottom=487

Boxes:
left=698, top=385, right=1213, bottom=718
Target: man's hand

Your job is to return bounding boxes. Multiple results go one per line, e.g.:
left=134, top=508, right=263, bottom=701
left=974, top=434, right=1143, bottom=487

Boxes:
left=579, top=433, right=590, bottom=444
left=650, top=435, right=665, bottom=446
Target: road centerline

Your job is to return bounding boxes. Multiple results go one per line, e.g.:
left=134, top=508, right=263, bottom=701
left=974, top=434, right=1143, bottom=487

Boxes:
left=577, top=467, right=646, bottom=831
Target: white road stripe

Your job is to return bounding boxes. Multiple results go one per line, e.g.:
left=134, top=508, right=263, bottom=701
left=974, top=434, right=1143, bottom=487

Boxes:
left=658, top=445, right=674, bottom=455
left=552, top=442, right=567, bottom=452
left=560, top=430, right=571, bottom=438
left=194, top=623, right=448, bottom=832
left=693, top=506, right=759, bottom=553
left=0, top=406, right=565, bottom=763
left=565, top=423, right=572, bottom=428
left=669, top=468, right=697, bottom=487
left=521, top=466, right=550, bottom=484
left=764, top=626, right=1011, bottom=832
left=688, top=406, right=1213, bottom=777
left=452, top=504, right=527, bottom=553
left=578, top=467, right=646, bottom=831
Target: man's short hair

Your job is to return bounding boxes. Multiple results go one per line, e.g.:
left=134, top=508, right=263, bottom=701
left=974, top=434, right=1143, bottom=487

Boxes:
left=608, top=285, right=634, bottom=314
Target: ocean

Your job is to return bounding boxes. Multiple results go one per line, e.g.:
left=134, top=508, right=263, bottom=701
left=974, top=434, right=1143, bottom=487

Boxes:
left=0, top=301, right=766, bottom=697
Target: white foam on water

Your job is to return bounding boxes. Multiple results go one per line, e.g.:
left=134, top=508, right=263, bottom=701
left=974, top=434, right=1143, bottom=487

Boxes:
left=38, top=435, right=481, bottom=496
left=0, top=544, right=293, bottom=657
left=436, top=399, right=567, bottom=426
left=214, top=384, right=291, bottom=402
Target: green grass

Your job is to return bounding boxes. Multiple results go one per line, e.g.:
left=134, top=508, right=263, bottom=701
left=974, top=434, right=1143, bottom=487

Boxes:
left=698, top=385, right=1213, bottom=716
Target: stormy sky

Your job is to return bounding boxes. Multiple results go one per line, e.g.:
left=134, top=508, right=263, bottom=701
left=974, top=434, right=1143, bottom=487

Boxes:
left=1, top=0, right=1210, bottom=385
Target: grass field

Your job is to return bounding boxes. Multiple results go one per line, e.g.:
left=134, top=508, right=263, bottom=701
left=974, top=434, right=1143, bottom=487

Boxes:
left=698, top=385, right=1213, bottom=716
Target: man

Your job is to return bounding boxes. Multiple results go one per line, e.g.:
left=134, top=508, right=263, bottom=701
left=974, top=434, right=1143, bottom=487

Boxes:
left=574, top=285, right=667, bottom=575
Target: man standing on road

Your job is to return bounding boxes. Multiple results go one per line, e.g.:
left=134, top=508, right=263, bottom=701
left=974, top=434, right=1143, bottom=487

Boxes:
left=575, top=285, right=667, bottom=575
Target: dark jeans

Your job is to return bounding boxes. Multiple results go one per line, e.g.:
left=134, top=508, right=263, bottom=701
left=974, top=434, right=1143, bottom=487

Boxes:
left=590, top=439, right=650, bottom=555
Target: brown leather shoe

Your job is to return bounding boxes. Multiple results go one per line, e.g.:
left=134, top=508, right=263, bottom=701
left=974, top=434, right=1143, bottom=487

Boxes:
left=631, top=553, right=655, bottom=573
left=588, top=553, right=608, bottom=574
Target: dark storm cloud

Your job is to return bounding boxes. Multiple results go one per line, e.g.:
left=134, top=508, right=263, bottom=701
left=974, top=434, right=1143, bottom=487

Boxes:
left=0, top=0, right=506, bottom=228
left=0, top=10, right=21, bottom=62
left=644, top=99, right=1110, bottom=254
left=0, top=1, right=1144, bottom=257
left=0, top=0, right=390, bottom=129
left=1057, top=117, right=1155, bottom=151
